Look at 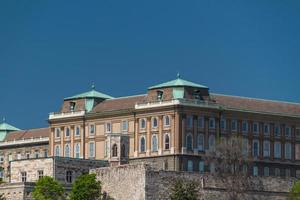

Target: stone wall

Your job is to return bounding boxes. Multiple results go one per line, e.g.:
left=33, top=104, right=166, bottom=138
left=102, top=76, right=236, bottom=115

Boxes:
left=10, top=158, right=53, bottom=183
left=91, top=163, right=296, bottom=200
left=0, top=182, right=35, bottom=200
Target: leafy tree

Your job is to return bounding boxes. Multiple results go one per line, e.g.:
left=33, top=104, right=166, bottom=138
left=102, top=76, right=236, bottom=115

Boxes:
left=69, top=173, right=102, bottom=200
left=32, top=176, right=65, bottom=200
left=288, top=181, right=300, bottom=200
left=170, top=179, right=198, bottom=200
left=207, top=136, right=261, bottom=200
left=0, top=194, right=6, bottom=200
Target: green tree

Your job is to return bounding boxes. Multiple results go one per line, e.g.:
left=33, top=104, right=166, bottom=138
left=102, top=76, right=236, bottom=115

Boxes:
left=288, top=181, right=300, bottom=200
left=170, top=179, right=198, bottom=200
left=0, top=194, right=6, bottom=200
left=69, top=173, right=102, bottom=200
left=32, top=176, right=65, bottom=200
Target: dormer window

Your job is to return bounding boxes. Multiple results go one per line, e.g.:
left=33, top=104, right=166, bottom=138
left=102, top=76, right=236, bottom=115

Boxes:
left=157, top=90, right=164, bottom=101
left=70, top=102, right=76, bottom=112
left=193, top=90, right=201, bottom=100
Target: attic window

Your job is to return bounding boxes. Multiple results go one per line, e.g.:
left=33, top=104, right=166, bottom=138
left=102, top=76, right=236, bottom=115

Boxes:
left=193, top=90, right=201, bottom=100
left=157, top=90, right=164, bottom=101
left=69, top=102, right=76, bottom=112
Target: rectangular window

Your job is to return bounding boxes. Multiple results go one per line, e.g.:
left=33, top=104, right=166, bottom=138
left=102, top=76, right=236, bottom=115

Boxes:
left=38, top=170, right=44, bottom=179
left=221, top=118, right=226, bottom=130
left=242, top=121, right=248, bottom=132
left=253, top=122, right=259, bottom=134
left=106, top=122, right=111, bottom=133
left=26, top=153, right=30, bottom=159
left=209, top=118, right=215, bottom=129
left=198, top=117, right=204, bottom=128
left=274, top=125, right=281, bottom=137
left=210, top=163, right=215, bottom=174
left=252, top=140, right=259, bottom=158
left=274, top=142, right=281, bottom=159
left=264, top=167, right=269, bottom=176
left=296, top=128, right=300, bottom=139
left=0, top=156, right=3, bottom=163
left=253, top=166, right=258, bottom=176
left=35, top=151, right=39, bottom=158
left=75, top=126, right=80, bottom=136
left=17, top=153, right=21, bottom=160
left=55, top=128, right=60, bottom=138
left=263, top=141, right=270, bottom=157
left=44, top=150, right=48, bottom=158
left=264, top=124, right=269, bottom=135
left=21, top=172, right=27, bottom=182
left=66, top=171, right=73, bottom=183
left=122, top=120, right=128, bottom=131
left=89, top=142, right=95, bottom=158
left=187, top=160, right=193, bottom=172
left=197, top=134, right=204, bottom=151
left=285, top=143, right=292, bottom=160
left=231, top=120, right=237, bottom=131
left=242, top=138, right=248, bottom=156
left=199, top=161, right=205, bottom=173
left=90, top=124, right=95, bottom=135
left=285, top=126, right=291, bottom=138
left=8, top=154, right=12, bottom=161
left=187, top=116, right=193, bottom=128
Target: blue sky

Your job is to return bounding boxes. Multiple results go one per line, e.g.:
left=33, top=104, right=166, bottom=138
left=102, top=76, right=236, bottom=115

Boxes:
left=0, top=0, right=299, bottom=129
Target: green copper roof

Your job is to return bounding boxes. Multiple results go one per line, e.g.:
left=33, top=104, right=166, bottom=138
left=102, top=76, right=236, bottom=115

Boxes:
left=64, top=85, right=114, bottom=100
left=0, top=118, right=20, bottom=131
left=149, top=74, right=208, bottom=90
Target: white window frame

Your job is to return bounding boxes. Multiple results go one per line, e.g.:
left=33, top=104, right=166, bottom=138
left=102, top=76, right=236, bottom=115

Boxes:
left=89, top=124, right=95, bottom=136
left=164, top=115, right=170, bottom=127
left=65, top=144, right=70, bottom=158
left=74, top=143, right=80, bottom=158
left=140, top=119, right=146, bottom=130
left=152, top=117, right=158, bottom=128
left=106, top=122, right=111, bottom=133
left=285, top=142, right=292, bottom=160
left=274, top=141, right=281, bottom=159
left=122, top=120, right=128, bottom=131
left=55, top=128, right=61, bottom=138
left=253, top=122, right=259, bottom=134
left=263, top=140, right=270, bottom=157
left=242, top=121, right=248, bottom=133
left=164, top=133, right=170, bottom=150
left=140, top=136, right=146, bottom=152
left=89, top=142, right=95, bottom=158
left=55, top=145, right=60, bottom=157
left=75, top=126, right=80, bottom=137
left=231, top=119, right=237, bottom=131
left=252, top=139, right=259, bottom=158
left=198, top=116, right=204, bottom=128
left=197, top=134, right=204, bottom=151
left=151, top=134, right=158, bottom=152
left=209, top=118, right=215, bottom=129
left=65, top=127, right=70, bottom=138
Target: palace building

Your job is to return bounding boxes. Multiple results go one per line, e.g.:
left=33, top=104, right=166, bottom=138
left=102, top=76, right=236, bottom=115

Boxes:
left=0, top=120, right=49, bottom=182
left=48, top=75, right=300, bottom=177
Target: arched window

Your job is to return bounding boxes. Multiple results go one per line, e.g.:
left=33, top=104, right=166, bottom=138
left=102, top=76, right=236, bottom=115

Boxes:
left=164, top=134, right=170, bottom=150
left=75, top=127, right=80, bottom=136
left=140, top=137, right=146, bottom=152
left=186, top=134, right=193, bottom=151
left=55, top=146, right=60, bottom=156
left=208, top=135, right=215, bottom=150
left=75, top=143, right=80, bottom=158
left=55, top=128, right=60, bottom=138
left=121, top=144, right=126, bottom=158
left=65, top=128, right=70, bottom=137
left=164, top=116, right=170, bottom=126
left=65, top=144, right=70, bottom=157
left=197, top=134, right=204, bottom=151
left=152, top=135, right=158, bottom=152
left=152, top=117, right=158, bottom=128
left=112, top=144, right=118, bottom=157
left=140, top=119, right=146, bottom=129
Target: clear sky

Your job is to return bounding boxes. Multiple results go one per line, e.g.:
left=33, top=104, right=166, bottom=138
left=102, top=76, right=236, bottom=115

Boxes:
left=0, top=0, right=299, bottom=129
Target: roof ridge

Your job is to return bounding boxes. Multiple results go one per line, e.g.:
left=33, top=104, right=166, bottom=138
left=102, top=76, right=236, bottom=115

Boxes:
left=211, top=93, right=300, bottom=106
left=105, top=94, right=146, bottom=101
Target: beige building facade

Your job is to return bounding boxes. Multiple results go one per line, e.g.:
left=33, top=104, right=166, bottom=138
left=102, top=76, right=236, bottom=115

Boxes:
left=48, top=76, right=300, bottom=177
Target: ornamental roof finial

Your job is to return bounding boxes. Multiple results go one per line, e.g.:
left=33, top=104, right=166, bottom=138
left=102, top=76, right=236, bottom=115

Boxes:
left=177, top=72, right=180, bottom=79
left=91, top=82, right=95, bottom=90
